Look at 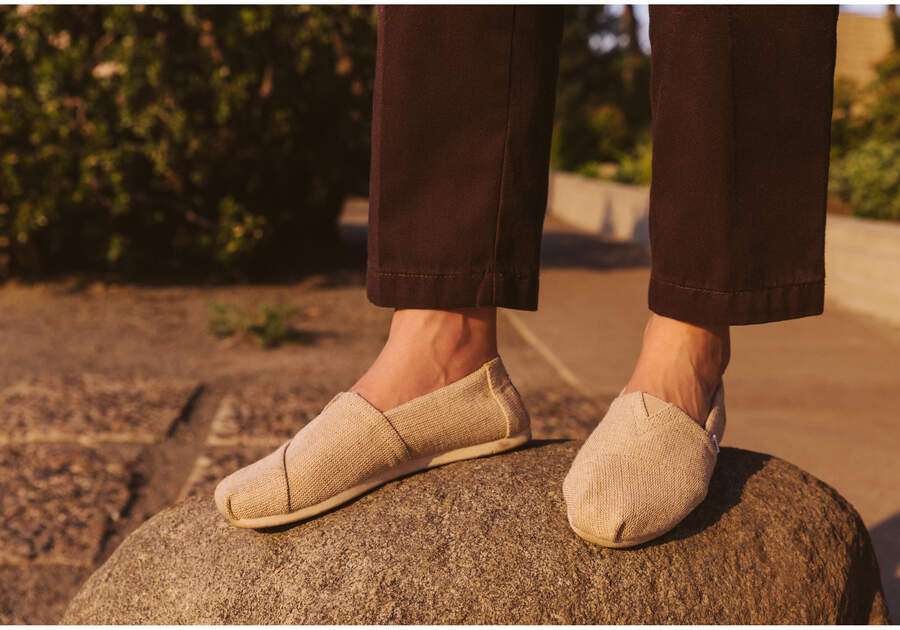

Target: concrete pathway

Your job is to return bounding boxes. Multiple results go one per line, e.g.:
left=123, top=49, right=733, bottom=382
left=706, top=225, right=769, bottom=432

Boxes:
left=509, top=216, right=900, bottom=617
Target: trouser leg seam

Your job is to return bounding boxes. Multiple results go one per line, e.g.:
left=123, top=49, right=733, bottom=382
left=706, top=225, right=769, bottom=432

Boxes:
left=489, top=7, right=518, bottom=306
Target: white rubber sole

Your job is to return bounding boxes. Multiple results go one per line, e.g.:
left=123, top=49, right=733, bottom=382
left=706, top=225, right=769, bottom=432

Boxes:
left=222, top=430, right=532, bottom=529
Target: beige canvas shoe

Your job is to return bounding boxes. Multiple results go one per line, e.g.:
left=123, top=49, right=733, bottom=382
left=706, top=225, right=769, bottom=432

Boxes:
left=215, top=356, right=530, bottom=528
left=563, top=384, right=725, bottom=548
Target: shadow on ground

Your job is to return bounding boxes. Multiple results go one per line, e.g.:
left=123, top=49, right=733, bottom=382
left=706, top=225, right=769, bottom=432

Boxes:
left=540, top=230, right=650, bottom=270
left=634, top=448, right=769, bottom=550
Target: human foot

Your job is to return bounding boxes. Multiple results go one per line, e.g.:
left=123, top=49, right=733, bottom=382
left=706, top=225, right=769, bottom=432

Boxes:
left=563, top=313, right=729, bottom=548
left=351, top=307, right=499, bottom=412
left=623, top=313, right=730, bottom=424
left=215, top=356, right=530, bottom=528
left=563, top=384, right=725, bottom=548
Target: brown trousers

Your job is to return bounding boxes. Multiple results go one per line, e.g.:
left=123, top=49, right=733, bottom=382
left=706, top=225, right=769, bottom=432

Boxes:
left=366, top=6, right=839, bottom=325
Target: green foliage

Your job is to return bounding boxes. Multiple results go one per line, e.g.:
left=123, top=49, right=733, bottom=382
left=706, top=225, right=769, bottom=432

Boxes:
left=829, top=24, right=900, bottom=221
left=552, top=104, right=629, bottom=171
left=208, top=300, right=300, bottom=348
left=830, top=77, right=863, bottom=160
left=573, top=160, right=615, bottom=179
left=0, top=6, right=376, bottom=280
left=829, top=138, right=900, bottom=220
left=552, top=6, right=651, bottom=172
left=612, top=134, right=652, bottom=185
left=866, top=48, right=900, bottom=142
left=570, top=135, right=652, bottom=186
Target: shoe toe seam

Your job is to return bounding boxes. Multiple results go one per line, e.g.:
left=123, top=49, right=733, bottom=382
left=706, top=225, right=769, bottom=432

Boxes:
left=282, top=440, right=292, bottom=514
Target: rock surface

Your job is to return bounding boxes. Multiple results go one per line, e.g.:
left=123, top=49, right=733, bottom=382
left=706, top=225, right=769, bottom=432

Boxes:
left=63, top=442, right=890, bottom=624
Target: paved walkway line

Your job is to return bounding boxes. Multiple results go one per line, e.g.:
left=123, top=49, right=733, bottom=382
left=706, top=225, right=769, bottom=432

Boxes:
left=0, top=432, right=159, bottom=446
left=176, top=455, right=213, bottom=503
left=502, top=311, right=592, bottom=399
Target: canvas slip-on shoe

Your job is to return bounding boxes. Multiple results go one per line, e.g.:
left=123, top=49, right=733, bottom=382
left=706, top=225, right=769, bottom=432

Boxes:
left=563, top=384, right=725, bottom=548
left=215, top=356, right=530, bottom=528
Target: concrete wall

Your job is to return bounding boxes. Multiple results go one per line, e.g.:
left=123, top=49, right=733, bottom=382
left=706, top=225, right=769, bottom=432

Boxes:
left=825, top=214, right=900, bottom=327
left=546, top=172, right=900, bottom=327
left=547, top=172, right=650, bottom=244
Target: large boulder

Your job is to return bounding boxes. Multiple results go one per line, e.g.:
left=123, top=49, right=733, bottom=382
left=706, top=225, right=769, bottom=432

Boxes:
left=63, top=442, right=890, bottom=624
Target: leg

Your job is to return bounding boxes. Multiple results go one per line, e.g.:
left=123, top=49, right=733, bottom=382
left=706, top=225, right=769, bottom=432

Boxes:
left=566, top=6, right=838, bottom=548
left=356, top=6, right=563, bottom=411
left=350, top=307, right=499, bottom=412
left=648, top=6, right=838, bottom=328
left=216, top=7, right=564, bottom=528
left=367, top=6, right=562, bottom=312
left=629, top=5, right=839, bottom=423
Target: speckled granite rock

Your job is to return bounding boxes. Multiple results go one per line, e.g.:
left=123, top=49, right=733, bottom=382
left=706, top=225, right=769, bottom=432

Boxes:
left=63, top=442, right=890, bottom=624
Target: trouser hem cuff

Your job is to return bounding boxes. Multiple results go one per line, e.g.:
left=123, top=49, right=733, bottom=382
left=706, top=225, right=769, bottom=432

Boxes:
left=648, top=276, right=825, bottom=325
left=367, top=267, right=539, bottom=311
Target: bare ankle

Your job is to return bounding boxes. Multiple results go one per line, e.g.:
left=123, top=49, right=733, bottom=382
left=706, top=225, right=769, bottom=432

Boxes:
left=625, top=313, right=730, bottom=423
left=350, top=307, right=498, bottom=411
left=387, top=307, right=498, bottom=367
left=643, top=313, right=730, bottom=377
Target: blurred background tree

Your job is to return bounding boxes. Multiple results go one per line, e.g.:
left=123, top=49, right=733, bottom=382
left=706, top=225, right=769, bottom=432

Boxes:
left=551, top=5, right=652, bottom=184
left=0, top=5, right=376, bottom=280
left=827, top=6, right=900, bottom=221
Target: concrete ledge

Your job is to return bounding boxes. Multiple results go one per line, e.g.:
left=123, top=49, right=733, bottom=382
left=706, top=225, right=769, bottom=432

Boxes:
left=547, top=172, right=650, bottom=244
left=547, top=172, right=900, bottom=327
left=825, top=214, right=900, bottom=327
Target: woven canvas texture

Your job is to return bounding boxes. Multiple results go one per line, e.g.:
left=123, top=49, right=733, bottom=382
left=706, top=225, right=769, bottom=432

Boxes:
left=385, top=356, right=528, bottom=456
left=285, top=392, right=410, bottom=510
left=563, top=385, right=726, bottom=545
left=215, top=356, right=529, bottom=521
left=216, top=442, right=290, bottom=520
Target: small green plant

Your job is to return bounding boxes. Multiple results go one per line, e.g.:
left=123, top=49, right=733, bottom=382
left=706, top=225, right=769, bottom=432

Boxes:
left=208, top=300, right=300, bottom=348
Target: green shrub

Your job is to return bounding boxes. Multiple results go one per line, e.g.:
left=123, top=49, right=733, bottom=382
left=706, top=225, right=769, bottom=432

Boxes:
left=0, top=6, right=376, bottom=280
left=866, top=47, right=900, bottom=143
left=552, top=6, right=651, bottom=173
left=208, top=300, right=301, bottom=348
left=828, top=27, right=900, bottom=221
left=612, top=134, right=652, bottom=185
left=829, top=76, right=866, bottom=160
left=829, top=138, right=900, bottom=221
left=552, top=104, right=631, bottom=170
